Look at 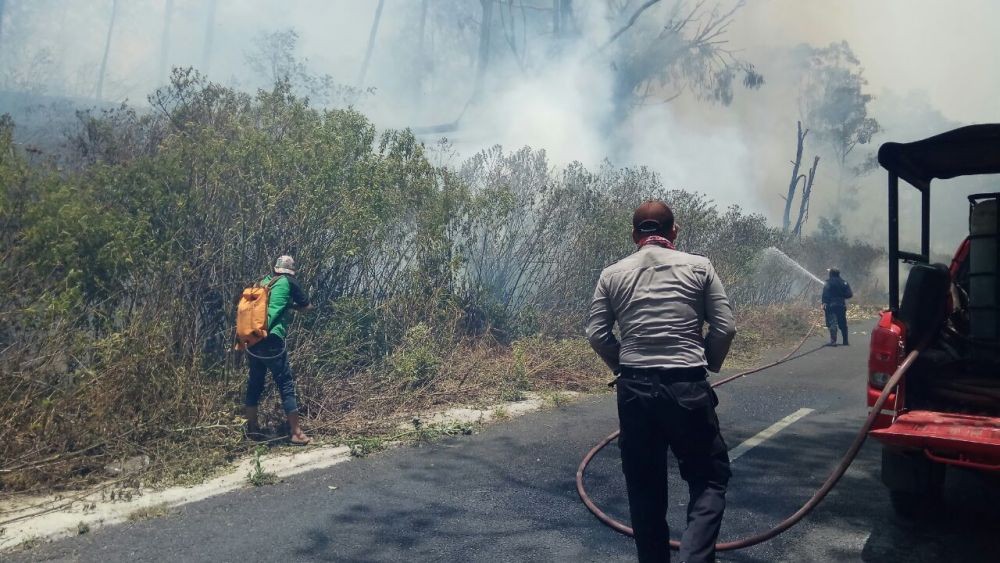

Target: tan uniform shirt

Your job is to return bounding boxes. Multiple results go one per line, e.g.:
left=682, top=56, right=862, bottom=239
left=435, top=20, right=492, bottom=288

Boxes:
left=586, top=245, right=736, bottom=373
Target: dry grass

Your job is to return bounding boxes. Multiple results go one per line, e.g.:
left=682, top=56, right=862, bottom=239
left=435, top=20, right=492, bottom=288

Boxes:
left=847, top=302, right=885, bottom=321
left=0, top=305, right=818, bottom=496
left=725, top=304, right=822, bottom=369
left=126, top=503, right=173, bottom=522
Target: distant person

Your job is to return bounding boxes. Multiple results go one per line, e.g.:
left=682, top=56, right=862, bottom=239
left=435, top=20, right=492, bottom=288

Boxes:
left=245, top=255, right=313, bottom=445
left=587, top=200, right=736, bottom=563
left=822, top=268, right=853, bottom=346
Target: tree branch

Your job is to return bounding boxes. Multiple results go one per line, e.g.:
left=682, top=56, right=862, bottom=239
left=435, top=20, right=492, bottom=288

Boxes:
left=598, top=0, right=663, bottom=51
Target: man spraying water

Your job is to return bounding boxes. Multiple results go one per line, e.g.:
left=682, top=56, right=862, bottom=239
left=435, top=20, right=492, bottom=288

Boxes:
left=822, top=268, right=853, bottom=346
left=587, top=200, right=736, bottom=563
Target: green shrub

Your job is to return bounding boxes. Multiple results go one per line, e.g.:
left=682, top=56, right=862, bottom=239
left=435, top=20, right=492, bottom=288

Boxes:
left=0, top=72, right=881, bottom=491
left=387, top=323, right=442, bottom=388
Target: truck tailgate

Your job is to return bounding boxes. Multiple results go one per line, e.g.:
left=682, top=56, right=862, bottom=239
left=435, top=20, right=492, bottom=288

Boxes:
left=870, top=410, right=1000, bottom=470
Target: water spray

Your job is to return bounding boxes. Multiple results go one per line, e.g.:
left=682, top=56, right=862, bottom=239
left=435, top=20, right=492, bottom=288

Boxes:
left=762, top=247, right=824, bottom=286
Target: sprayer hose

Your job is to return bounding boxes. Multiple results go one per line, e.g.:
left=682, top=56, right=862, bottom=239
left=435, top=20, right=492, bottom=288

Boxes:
left=575, top=329, right=921, bottom=552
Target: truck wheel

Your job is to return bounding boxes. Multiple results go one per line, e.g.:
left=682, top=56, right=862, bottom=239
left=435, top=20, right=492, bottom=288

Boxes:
left=881, top=448, right=945, bottom=519
left=889, top=489, right=927, bottom=518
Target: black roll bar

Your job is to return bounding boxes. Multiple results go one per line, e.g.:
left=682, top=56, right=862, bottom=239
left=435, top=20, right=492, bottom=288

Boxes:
left=887, top=172, right=931, bottom=311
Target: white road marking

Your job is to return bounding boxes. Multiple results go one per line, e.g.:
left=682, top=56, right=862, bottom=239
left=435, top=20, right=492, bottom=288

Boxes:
left=729, top=408, right=815, bottom=461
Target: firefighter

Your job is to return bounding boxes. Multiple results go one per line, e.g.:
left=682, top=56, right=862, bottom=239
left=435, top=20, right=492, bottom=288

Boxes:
left=245, top=255, right=313, bottom=445
left=587, top=200, right=736, bottom=563
left=822, top=268, right=853, bottom=346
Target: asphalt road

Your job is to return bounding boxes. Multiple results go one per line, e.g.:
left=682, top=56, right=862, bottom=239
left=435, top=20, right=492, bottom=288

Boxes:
left=13, top=330, right=1000, bottom=562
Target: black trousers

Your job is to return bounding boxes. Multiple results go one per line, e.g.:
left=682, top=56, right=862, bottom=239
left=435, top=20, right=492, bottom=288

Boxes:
left=825, top=305, right=849, bottom=344
left=616, top=366, right=731, bottom=563
left=246, top=335, right=298, bottom=414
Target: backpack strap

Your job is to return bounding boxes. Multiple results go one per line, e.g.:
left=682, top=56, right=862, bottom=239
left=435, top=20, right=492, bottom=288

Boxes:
left=262, top=274, right=285, bottom=289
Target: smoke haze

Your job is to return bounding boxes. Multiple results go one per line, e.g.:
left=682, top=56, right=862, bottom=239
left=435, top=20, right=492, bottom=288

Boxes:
left=2, top=0, right=998, bottom=250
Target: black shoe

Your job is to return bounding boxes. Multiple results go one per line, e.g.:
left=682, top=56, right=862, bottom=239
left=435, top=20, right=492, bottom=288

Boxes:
left=828, top=341, right=838, bottom=347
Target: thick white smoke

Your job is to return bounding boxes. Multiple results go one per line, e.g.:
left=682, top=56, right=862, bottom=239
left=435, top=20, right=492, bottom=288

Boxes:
left=1, top=0, right=999, bottom=243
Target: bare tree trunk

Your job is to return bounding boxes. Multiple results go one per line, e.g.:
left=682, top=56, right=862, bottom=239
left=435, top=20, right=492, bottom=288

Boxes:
left=792, top=156, right=820, bottom=237
left=782, top=121, right=807, bottom=233
left=95, top=0, right=119, bottom=101
left=472, top=0, right=494, bottom=102
left=158, top=0, right=175, bottom=82
left=356, top=0, right=386, bottom=88
left=202, top=0, right=218, bottom=74
left=600, top=0, right=659, bottom=50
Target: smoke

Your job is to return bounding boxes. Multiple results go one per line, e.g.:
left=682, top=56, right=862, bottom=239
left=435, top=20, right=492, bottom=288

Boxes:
left=1, top=0, right=999, bottom=242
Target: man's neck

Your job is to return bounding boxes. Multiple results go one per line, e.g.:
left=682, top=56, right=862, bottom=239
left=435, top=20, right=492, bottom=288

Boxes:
left=637, top=235, right=675, bottom=250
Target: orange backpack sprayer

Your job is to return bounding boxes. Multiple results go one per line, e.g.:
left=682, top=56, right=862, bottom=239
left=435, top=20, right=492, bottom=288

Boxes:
left=235, top=275, right=284, bottom=350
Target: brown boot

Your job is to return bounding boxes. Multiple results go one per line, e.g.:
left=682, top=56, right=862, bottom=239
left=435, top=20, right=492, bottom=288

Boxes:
left=244, top=406, right=265, bottom=441
left=287, top=412, right=311, bottom=445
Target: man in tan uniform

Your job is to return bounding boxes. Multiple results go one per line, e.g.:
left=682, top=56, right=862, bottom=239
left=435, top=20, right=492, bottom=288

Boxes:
left=587, top=200, right=736, bottom=563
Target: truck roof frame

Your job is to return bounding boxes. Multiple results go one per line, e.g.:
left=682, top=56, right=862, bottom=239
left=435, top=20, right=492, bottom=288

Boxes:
left=877, top=124, right=1000, bottom=310
left=878, top=124, right=1000, bottom=187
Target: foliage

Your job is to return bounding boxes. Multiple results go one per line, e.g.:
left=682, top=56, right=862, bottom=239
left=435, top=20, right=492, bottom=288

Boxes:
left=799, top=41, right=881, bottom=167
left=246, top=446, right=277, bottom=487
left=609, top=0, right=764, bottom=111
left=244, top=29, right=364, bottom=106
left=0, top=74, right=875, bottom=491
left=388, top=323, right=443, bottom=387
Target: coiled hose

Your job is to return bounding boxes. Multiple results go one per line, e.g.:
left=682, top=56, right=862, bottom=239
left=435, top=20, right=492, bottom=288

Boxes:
left=576, top=331, right=921, bottom=552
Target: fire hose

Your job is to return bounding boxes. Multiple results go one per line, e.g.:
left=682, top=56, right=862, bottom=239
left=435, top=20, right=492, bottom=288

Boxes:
left=575, top=328, right=922, bottom=552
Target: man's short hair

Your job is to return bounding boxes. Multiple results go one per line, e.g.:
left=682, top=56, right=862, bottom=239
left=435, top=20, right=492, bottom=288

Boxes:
left=829, top=267, right=841, bottom=277
left=632, top=200, right=674, bottom=236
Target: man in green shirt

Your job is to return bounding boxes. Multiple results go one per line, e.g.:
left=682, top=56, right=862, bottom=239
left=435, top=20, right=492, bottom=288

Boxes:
left=245, top=255, right=312, bottom=445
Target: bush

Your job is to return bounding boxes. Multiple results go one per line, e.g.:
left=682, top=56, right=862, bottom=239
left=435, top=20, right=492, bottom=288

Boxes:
left=0, top=72, right=874, bottom=490
left=388, top=323, right=442, bottom=388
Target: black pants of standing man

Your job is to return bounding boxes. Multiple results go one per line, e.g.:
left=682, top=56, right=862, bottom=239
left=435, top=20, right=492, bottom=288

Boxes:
left=617, top=366, right=731, bottom=563
left=825, top=305, right=849, bottom=345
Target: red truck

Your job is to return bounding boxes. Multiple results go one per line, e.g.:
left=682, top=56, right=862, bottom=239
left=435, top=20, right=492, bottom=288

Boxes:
left=868, top=124, right=1000, bottom=516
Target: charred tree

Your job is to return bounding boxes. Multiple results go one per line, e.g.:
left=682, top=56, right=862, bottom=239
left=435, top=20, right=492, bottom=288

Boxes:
left=356, top=0, right=385, bottom=88
left=783, top=122, right=821, bottom=237
left=95, top=0, right=119, bottom=101
left=158, top=0, right=175, bottom=82
left=792, top=156, right=820, bottom=237
left=782, top=121, right=808, bottom=233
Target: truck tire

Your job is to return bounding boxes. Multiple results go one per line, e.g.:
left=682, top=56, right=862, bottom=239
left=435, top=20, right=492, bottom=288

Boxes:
left=881, top=447, right=945, bottom=519
left=889, top=489, right=928, bottom=518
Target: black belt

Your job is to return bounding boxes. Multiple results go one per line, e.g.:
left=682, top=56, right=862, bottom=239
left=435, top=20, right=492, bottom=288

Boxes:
left=609, top=365, right=707, bottom=387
